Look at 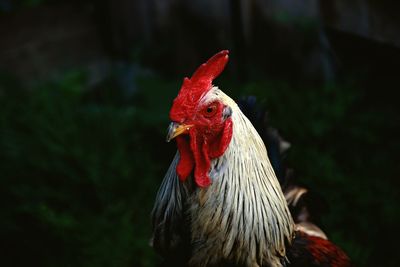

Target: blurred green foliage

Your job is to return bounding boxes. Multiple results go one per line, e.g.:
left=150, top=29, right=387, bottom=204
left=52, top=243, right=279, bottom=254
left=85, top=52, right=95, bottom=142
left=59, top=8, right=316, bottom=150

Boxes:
left=0, top=70, right=398, bottom=267
left=0, top=71, right=180, bottom=267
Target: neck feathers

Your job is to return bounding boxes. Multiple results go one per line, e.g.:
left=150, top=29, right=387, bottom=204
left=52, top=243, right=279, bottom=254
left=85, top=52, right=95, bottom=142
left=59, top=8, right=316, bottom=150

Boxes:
left=152, top=88, right=294, bottom=267
left=188, top=89, right=294, bottom=267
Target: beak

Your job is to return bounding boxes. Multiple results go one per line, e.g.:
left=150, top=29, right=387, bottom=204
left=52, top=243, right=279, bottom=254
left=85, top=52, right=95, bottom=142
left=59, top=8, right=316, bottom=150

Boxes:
left=166, top=122, right=193, bottom=142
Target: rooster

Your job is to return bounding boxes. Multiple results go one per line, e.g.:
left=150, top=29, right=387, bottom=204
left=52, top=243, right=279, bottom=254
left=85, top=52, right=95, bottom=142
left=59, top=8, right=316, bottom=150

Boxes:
left=151, top=50, right=351, bottom=267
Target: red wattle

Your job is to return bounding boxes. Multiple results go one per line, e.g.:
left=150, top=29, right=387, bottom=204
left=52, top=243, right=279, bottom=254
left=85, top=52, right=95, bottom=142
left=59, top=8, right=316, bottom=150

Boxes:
left=190, top=131, right=211, bottom=187
left=175, top=119, right=233, bottom=188
left=176, top=136, right=194, bottom=181
left=192, top=134, right=211, bottom=187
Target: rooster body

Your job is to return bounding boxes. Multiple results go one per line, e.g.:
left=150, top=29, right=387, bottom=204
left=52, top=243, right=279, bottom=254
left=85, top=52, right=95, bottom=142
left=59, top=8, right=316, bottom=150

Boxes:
left=151, top=51, right=351, bottom=267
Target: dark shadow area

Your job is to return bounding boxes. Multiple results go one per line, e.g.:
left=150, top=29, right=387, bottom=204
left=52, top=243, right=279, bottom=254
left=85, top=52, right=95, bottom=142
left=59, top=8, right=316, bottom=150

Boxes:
left=0, top=1, right=399, bottom=266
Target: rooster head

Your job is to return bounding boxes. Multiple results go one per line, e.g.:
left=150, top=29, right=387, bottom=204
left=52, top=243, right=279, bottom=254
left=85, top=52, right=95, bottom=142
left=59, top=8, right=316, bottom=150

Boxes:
left=167, top=50, right=233, bottom=188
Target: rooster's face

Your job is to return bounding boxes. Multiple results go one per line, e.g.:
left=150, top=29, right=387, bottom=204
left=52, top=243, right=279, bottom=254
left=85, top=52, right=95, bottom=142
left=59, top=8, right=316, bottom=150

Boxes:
left=166, top=51, right=233, bottom=188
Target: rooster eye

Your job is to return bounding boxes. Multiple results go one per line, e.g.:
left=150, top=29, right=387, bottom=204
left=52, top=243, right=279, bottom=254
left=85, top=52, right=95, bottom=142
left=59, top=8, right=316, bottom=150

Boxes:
left=203, top=104, right=217, bottom=117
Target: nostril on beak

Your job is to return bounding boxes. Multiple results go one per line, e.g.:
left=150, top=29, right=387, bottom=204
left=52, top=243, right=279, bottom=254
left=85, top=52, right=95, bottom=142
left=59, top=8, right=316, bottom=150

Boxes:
left=166, top=122, right=193, bottom=142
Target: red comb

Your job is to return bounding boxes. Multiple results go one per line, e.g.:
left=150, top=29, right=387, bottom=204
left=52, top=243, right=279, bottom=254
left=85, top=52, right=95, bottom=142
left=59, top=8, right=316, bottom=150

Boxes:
left=170, top=50, right=229, bottom=122
left=190, top=50, right=229, bottom=84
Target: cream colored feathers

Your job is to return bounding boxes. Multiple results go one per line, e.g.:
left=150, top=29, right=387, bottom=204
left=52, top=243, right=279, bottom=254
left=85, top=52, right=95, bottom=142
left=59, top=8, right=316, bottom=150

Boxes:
left=152, top=87, right=294, bottom=267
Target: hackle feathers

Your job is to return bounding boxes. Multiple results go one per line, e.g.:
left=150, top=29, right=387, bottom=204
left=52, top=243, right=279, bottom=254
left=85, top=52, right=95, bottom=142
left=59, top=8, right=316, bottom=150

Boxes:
left=152, top=88, right=295, bottom=267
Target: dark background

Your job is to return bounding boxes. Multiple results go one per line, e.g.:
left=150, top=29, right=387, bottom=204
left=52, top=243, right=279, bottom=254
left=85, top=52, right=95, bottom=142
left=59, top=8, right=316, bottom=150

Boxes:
left=0, top=0, right=399, bottom=266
